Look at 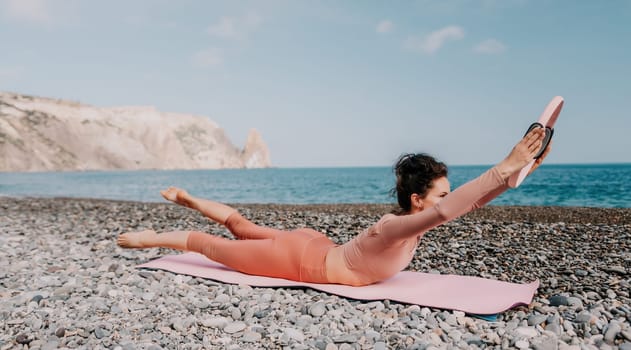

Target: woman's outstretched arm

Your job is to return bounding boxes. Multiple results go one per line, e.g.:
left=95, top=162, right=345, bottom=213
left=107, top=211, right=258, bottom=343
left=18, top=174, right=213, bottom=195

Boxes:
left=381, top=127, right=549, bottom=243
left=470, top=138, right=553, bottom=209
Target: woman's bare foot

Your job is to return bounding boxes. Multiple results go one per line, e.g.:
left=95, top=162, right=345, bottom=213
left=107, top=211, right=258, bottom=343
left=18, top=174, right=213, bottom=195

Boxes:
left=160, top=187, right=193, bottom=208
left=117, top=230, right=158, bottom=248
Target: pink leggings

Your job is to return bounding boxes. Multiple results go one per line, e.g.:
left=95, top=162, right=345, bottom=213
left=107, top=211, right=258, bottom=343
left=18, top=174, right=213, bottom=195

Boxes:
left=186, top=212, right=336, bottom=283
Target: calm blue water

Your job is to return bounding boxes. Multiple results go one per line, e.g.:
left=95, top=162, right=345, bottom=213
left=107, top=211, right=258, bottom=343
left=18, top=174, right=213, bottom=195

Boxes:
left=0, top=164, right=630, bottom=208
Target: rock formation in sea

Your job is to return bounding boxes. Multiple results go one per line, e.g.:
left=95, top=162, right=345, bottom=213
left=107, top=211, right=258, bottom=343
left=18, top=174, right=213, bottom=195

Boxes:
left=0, top=92, right=271, bottom=172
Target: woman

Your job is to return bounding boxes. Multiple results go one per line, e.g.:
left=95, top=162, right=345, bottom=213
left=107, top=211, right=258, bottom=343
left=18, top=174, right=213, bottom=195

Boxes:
left=118, top=127, right=550, bottom=286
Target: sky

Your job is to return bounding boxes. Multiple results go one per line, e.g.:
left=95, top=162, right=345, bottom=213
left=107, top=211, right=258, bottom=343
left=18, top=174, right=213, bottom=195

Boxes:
left=1, top=0, right=630, bottom=168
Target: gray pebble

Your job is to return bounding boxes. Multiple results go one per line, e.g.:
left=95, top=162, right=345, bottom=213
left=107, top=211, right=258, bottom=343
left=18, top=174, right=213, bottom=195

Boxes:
left=574, top=269, right=588, bottom=277
left=314, top=341, right=327, bottom=350
left=42, top=341, right=59, bottom=350
left=466, top=335, right=484, bottom=347
left=528, top=314, right=548, bottom=326
left=515, top=339, right=529, bottom=349
left=142, top=292, right=155, bottom=301
left=309, top=302, right=327, bottom=317
left=16, top=334, right=31, bottom=345
left=224, top=321, right=246, bottom=334
left=215, top=293, right=230, bottom=303
left=586, top=291, right=600, bottom=300
left=567, top=297, right=583, bottom=308
left=374, top=341, right=387, bottom=350
left=283, top=327, right=305, bottom=342
left=365, top=330, right=381, bottom=341
left=94, top=326, right=107, bottom=339
left=30, top=318, right=43, bottom=331
left=201, top=317, right=228, bottom=328
left=448, top=330, right=463, bottom=342
left=193, top=299, right=209, bottom=309
left=515, top=326, right=539, bottom=338
left=253, top=308, right=270, bottom=318
left=604, top=322, right=621, bottom=343
left=333, top=334, right=358, bottom=343
left=575, top=311, right=593, bottom=324
left=172, top=319, right=185, bottom=332
left=604, top=266, right=626, bottom=275
left=562, top=320, right=574, bottom=333
left=549, top=295, right=569, bottom=307
left=138, top=271, right=153, bottom=279
left=531, top=334, right=558, bottom=350
left=55, top=327, right=66, bottom=337
left=230, top=307, right=242, bottom=320
left=242, top=331, right=262, bottom=342
left=545, top=323, right=561, bottom=335
left=372, top=318, right=383, bottom=329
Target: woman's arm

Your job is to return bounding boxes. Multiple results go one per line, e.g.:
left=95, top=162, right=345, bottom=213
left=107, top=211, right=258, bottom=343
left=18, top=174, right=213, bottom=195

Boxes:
left=380, top=165, right=508, bottom=243
left=472, top=136, right=552, bottom=209
left=380, top=127, right=547, bottom=243
left=471, top=139, right=552, bottom=209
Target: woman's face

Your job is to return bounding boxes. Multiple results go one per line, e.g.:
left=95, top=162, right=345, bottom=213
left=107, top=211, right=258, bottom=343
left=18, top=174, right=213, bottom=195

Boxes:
left=411, top=176, right=450, bottom=213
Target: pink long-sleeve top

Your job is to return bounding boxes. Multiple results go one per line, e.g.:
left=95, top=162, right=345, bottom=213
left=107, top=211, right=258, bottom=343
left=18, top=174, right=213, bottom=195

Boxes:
left=329, top=166, right=509, bottom=286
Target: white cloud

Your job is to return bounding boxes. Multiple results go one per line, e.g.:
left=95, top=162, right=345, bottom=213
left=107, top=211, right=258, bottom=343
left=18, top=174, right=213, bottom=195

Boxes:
left=376, top=20, right=393, bottom=34
left=192, top=48, right=224, bottom=68
left=474, top=39, right=506, bottom=54
left=2, top=0, right=52, bottom=23
left=404, top=25, right=465, bottom=54
left=207, top=12, right=263, bottom=40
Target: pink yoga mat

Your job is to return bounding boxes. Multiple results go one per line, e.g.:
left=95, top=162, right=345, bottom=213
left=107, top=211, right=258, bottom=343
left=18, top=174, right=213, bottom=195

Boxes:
left=138, top=253, right=539, bottom=314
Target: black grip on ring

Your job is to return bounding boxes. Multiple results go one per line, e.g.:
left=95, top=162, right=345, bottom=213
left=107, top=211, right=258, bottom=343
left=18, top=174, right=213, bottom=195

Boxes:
left=524, top=122, right=553, bottom=159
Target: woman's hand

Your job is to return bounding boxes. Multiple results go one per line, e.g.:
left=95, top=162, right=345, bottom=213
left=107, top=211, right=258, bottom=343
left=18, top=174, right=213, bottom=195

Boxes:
left=527, top=139, right=552, bottom=176
left=496, top=127, right=546, bottom=179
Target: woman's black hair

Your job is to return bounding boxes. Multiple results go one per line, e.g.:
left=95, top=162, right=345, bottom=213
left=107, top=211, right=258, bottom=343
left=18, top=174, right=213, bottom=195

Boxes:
left=390, top=153, right=448, bottom=215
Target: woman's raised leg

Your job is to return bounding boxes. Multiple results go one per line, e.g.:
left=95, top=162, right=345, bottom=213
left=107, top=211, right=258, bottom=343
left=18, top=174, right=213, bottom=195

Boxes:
left=160, top=187, right=283, bottom=240
left=161, top=187, right=236, bottom=225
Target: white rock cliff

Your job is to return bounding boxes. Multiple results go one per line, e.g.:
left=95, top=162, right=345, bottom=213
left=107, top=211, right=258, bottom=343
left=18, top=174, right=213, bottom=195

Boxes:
left=0, top=92, right=271, bottom=172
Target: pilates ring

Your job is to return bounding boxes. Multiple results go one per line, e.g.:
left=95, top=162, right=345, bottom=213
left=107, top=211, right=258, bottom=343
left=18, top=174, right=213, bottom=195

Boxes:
left=507, top=96, right=564, bottom=188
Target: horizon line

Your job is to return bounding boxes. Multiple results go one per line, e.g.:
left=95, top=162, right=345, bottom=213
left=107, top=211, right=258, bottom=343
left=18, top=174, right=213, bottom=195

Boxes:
left=271, top=161, right=631, bottom=170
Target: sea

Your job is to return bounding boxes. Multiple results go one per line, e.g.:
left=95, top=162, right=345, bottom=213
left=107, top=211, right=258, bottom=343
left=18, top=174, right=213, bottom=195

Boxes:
left=0, top=164, right=630, bottom=208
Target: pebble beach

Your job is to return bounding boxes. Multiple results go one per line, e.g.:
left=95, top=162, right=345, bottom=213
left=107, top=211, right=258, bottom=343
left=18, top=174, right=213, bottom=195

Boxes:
left=1, top=197, right=630, bottom=349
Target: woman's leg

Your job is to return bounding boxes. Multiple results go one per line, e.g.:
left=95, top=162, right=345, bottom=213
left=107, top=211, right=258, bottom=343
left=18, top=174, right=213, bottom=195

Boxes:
left=186, top=231, right=302, bottom=280
left=161, top=187, right=284, bottom=240
left=223, top=212, right=285, bottom=240
left=161, top=187, right=236, bottom=225
left=117, top=230, right=189, bottom=250
left=118, top=229, right=334, bottom=283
